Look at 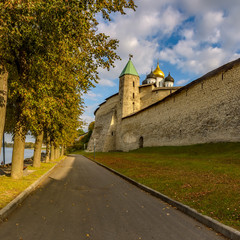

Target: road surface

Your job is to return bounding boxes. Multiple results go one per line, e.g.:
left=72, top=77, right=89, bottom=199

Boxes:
left=0, top=155, right=227, bottom=240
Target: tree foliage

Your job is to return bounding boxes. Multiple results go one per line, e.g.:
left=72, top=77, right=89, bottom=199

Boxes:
left=69, top=121, right=95, bottom=151
left=0, top=0, right=136, bottom=176
left=1, top=0, right=136, bottom=134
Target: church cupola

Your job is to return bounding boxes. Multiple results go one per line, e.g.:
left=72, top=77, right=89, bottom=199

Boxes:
left=153, top=62, right=165, bottom=87
left=153, top=62, right=165, bottom=79
left=146, top=70, right=157, bottom=84
left=164, top=72, right=174, bottom=87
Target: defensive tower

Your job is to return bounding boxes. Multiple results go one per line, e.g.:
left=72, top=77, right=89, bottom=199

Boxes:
left=119, top=55, right=140, bottom=117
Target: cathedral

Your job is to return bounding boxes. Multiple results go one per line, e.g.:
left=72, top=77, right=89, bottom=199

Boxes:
left=142, top=62, right=175, bottom=88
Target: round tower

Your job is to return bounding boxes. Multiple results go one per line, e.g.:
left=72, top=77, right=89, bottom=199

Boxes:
left=119, top=56, right=140, bottom=118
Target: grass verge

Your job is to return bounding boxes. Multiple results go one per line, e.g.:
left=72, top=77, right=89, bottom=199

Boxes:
left=75, top=142, right=240, bottom=231
left=0, top=158, right=63, bottom=210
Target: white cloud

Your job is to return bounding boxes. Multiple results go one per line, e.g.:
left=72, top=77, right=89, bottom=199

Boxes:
left=97, top=0, right=240, bottom=79
left=84, top=92, right=102, bottom=100
left=160, top=6, right=185, bottom=35
left=99, top=78, right=116, bottom=87
left=97, top=0, right=185, bottom=79
left=153, top=1, right=240, bottom=76
left=176, top=79, right=189, bottom=86
left=81, top=103, right=99, bottom=130
left=81, top=115, right=95, bottom=131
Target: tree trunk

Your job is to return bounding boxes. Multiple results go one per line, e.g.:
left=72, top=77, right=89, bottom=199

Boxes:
left=50, top=143, right=55, bottom=161
left=54, top=146, right=58, bottom=159
left=11, top=126, right=26, bottom=179
left=45, top=136, right=50, bottom=163
left=0, top=65, right=8, bottom=155
left=62, top=145, right=65, bottom=156
left=60, top=145, right=64, bottom=156
left=58, top=147, right=61, bottom=158
left=33, top=131, right=44, bottom=168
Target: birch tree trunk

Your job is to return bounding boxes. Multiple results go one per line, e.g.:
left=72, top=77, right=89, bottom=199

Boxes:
left=33, top=131, right=44, bottom=168
left=0, top=65, right=8, bottom=155
left=11, top=126, right=26, bottom=179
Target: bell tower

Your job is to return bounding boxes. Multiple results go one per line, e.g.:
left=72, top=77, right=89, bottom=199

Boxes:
left=119, top=55, right=140, bottom=118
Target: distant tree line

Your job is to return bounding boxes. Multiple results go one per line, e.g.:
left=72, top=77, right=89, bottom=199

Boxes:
left=0, top=1, right=136, bottom=179
left=68, top=122, right=94, bottom=152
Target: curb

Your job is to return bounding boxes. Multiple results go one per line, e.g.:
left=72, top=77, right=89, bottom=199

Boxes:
left=87, top=156, right=240, bottom=240
left=0, top=156, right=66, bottom=222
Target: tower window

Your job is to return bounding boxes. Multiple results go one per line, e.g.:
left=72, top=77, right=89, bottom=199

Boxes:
left=133, top=81, right=135, bottom=87
left=133, top=102, right=135, bottom=112
left=133, top=93, right=135, bottom=99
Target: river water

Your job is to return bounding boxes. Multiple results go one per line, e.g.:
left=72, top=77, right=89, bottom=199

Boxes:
left=0, top=147, right=36, bottom=165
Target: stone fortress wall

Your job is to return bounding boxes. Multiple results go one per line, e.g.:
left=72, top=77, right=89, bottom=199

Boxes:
left=87, top=58, right=240, bottom=152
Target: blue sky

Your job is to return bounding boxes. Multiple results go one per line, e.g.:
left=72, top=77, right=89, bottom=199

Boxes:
left=82, top=0, right=240, bottom=130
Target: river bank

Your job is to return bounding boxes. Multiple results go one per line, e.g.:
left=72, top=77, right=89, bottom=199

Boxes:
left=0, top=147, right=46, bottom=165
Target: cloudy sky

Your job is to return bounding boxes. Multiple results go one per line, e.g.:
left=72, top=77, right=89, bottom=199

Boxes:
left=82, top=0, right=240, bottom=130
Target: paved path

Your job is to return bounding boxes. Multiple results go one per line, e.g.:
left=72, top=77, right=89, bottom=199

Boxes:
left=0, top=155, right=227, bottom=240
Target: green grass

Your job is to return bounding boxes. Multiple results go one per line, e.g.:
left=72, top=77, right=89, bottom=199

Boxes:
left=75, top=142, right=240, bottom=231
left=0, top=158, right=63, bottom=210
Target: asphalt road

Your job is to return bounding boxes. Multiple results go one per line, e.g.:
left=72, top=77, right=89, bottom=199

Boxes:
left=0, top=155, right=227, bottom=240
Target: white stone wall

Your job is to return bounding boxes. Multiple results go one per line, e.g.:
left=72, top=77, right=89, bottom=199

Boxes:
left=87, top=94, right=119, bottom=152
left=88, top=59, right=240, bottom=152
left=119, top=60, right=240, bottom=151
left=165, top=81, right=173, bottom=87
left=156, top=77, right=164, bottom=87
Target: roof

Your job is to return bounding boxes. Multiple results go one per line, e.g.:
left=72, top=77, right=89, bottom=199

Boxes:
left=165, top=73, right=174, bottom=82
left=152, top=87, right=181, bottom=91
left=119, top=59, right=139, bottom=78
left=153, top=63, right=165, bottom=78
left=147, top=71, right=157, bottom=79
left=139, top=83, right=155, bottom=88
left=142, top=79, right=148, bottom=85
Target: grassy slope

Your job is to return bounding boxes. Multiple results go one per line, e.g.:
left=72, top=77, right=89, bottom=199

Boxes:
left=0, top=159, right=62, bottom=210
left=78, top=142, right=240, bottom=230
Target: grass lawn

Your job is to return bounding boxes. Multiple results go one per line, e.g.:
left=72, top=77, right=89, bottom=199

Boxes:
left=76, top=142, right=240, bottom=231
left=0, top=158, right=63, bottom=210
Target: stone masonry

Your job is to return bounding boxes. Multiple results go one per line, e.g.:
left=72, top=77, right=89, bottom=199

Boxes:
left=88, top=58, right=240, bottom=152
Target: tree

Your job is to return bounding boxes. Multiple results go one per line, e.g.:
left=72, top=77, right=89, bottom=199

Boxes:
left=0, top=65, right=8, bottom=156
left=0, top=0, right=137, bottom=178
left=77, top=128, right=85, bottom=136
left=69, top=121, right=95, bottom=151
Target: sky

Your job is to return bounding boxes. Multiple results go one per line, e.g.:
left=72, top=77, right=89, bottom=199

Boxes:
left=82, top=0, right=240, bottom=131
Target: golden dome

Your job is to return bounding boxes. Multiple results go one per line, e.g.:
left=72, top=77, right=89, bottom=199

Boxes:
left=153, top=63, right=165, bottom=78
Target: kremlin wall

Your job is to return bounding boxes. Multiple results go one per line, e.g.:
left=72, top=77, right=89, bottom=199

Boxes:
left=87, top=58, right=240, bottom=152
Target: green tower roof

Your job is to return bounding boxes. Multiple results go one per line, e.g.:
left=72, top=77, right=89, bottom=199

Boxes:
left=119, top=59, right=139, bottom=78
